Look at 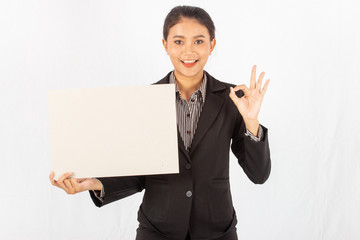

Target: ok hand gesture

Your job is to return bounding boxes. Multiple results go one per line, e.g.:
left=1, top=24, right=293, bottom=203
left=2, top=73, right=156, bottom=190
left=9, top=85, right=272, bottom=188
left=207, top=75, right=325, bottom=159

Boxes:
left=229, top=65, right=270, bottom=135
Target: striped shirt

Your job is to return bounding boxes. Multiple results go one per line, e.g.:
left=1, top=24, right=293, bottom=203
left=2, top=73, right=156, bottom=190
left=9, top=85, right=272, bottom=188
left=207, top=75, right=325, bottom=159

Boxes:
left=169, top=71, right=207, bottom=150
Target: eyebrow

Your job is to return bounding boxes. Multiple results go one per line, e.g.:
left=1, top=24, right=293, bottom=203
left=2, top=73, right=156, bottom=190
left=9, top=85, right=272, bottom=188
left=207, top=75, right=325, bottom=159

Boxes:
left=172, top=35, right=206, bottom=39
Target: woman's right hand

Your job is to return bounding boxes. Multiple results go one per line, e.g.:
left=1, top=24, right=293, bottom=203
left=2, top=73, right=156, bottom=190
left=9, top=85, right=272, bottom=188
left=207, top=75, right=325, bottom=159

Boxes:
left=49, top=171, right=102, bottom=194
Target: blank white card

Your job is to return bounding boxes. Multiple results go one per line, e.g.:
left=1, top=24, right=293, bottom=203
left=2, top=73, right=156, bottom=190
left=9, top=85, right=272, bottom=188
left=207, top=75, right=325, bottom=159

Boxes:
left=48, top=84, right=179, bottom=180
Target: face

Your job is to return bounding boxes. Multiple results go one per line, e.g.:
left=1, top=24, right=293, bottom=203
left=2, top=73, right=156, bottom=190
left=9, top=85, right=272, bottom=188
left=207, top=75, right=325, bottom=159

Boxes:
left=163, top=17, right=216, bottom=81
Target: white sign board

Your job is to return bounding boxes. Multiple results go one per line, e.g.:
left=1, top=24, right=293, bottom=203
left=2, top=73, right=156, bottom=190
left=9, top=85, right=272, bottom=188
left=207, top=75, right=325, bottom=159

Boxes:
left=48, top=84, right=179, bottom=180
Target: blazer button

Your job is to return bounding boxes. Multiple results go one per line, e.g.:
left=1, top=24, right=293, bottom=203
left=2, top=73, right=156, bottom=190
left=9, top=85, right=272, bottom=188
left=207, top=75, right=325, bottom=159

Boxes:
left=185, top=163, right=191, bottom=170
left=186, top=191, right=192, bottom=198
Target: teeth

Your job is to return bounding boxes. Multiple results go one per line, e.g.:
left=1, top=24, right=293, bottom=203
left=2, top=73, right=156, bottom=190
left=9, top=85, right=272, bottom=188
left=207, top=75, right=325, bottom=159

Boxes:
left=182, top=60, right=197, bottom=64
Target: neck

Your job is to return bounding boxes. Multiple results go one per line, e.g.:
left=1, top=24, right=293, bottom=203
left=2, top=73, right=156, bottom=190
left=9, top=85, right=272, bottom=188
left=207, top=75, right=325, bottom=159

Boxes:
left=174, top=70, right=204, bottom=94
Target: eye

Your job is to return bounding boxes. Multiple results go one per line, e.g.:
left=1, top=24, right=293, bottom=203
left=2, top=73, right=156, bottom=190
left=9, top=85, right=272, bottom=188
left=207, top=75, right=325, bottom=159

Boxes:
left=195, top=40, right=204, bottom=44
left=174, top=40, right=183, bottom=45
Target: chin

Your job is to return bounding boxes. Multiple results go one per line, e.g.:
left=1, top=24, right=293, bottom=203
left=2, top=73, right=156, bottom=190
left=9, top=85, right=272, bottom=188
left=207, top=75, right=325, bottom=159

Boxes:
left=175, top=67, right=204, bottom=79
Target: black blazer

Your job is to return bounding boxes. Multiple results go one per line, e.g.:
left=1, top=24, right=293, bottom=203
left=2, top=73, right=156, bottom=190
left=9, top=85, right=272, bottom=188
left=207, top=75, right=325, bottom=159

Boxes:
left=90, top=71, right=271, bottom=240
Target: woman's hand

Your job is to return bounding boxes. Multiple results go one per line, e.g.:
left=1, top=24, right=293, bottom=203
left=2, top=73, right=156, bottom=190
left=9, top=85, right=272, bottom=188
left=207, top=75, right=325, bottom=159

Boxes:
left=229, top=65, right=270, bottom=136
left=49, top=171, right=102, bottom=195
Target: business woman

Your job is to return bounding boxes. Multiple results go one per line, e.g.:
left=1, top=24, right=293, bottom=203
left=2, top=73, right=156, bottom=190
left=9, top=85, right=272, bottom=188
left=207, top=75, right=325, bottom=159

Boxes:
left=50, top=5, right=271, bottom=240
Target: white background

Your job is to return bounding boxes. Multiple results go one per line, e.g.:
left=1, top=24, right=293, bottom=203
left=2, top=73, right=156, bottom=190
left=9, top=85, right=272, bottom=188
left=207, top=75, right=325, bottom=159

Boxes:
left=1, top=0, right=359, bottom=239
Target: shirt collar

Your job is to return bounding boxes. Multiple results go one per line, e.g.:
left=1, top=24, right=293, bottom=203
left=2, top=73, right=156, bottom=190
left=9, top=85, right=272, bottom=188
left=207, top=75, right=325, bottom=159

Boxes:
left=169, top=71, right=207, bottom=102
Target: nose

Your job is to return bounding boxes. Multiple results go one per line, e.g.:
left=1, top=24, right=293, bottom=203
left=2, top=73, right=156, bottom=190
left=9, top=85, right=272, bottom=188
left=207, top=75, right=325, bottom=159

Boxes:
left=183, top=42, right=194, bottom=54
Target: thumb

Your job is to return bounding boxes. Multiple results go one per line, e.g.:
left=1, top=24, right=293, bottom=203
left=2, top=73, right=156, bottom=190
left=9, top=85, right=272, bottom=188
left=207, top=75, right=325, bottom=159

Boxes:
left=229, top=87, right=239, bottom=104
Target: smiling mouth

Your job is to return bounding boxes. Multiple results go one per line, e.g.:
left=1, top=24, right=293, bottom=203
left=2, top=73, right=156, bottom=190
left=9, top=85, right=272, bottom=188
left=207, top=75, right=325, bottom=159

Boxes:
left=180, top=59, right=199, bottom=64
left=180, top=59, right=199, bottom=67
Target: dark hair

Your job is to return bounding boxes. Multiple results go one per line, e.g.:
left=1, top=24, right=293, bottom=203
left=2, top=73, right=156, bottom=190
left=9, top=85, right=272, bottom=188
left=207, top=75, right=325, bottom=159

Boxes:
left=163, top=6, right=215, bottom=41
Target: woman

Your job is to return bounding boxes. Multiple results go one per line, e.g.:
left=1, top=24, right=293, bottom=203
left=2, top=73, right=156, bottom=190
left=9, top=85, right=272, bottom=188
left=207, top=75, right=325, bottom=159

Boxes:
left=50, top=5, right=271, bottom=240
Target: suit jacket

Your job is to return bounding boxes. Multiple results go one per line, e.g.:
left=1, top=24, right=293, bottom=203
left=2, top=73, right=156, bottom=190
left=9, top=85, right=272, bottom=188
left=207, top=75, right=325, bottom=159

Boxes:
left=90, top=71, right=271, bottom=240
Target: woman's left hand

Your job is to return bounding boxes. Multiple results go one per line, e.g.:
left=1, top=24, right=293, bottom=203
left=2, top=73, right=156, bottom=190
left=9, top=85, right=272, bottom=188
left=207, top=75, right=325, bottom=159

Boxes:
left=229, top=65, right=270, bottom=135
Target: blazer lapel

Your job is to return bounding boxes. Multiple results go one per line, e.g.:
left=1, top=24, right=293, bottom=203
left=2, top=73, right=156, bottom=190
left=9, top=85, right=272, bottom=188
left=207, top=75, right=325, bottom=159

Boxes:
left=189, top=72, right=226, bottom=154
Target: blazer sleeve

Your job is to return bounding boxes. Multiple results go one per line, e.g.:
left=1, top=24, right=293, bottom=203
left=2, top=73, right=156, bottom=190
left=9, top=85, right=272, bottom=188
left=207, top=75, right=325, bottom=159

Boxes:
left=89, top=176, right=145, bottom=207
left=231, top=112, right=271, bottom=184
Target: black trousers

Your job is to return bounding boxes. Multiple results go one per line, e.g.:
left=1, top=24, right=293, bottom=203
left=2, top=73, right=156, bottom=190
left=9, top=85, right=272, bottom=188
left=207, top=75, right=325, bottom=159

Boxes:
left=136, top=227, right=238, bottom=240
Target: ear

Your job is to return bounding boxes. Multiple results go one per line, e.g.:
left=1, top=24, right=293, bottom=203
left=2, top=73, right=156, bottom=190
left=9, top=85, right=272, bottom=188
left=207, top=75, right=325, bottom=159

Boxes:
left=210, top=38, right=216, bottom=54
left=162, top=39, right=168, bottom=54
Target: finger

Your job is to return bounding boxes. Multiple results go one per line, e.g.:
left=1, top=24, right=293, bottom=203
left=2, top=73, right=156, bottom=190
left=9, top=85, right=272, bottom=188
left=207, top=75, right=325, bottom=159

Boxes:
left=57, top=172, right=73, bottom=184
left=49, top=171, right=70, bottom=192
left=261, top=79, right=270, bottom=96
left=233, top=84, right=248, bottom=92
left=49, top=171, right=55, bottom=185
left=71, top=179, right=80, bottom=193
left=49, top=171, right=63, bottom=188
left=250, top=65, right=257, bottom=89
left=56, top=172, right=72, bottom=193
left=256, top=72, right=265, bottom=91
left=229, top=87, right=239, bottom=104
left=64, top=179, right=74, bottom=194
